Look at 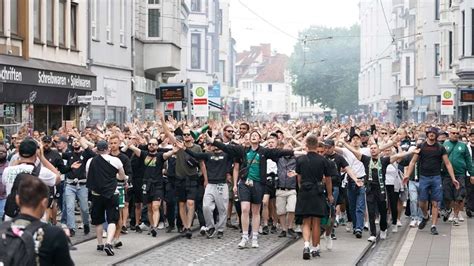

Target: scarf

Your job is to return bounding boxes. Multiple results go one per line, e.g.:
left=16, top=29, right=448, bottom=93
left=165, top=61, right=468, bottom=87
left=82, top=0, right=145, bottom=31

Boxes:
left=368, top=158, right=386, bottom=194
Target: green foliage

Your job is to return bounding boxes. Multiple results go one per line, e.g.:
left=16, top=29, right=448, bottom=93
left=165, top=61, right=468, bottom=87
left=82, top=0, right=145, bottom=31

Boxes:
left=290, top=24, right=360, bottom=115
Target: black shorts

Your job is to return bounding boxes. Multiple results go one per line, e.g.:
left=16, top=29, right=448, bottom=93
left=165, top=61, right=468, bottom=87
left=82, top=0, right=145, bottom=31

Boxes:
left=176, top=176, right=199, bottom=202
left=143, top=183, right=164, bottom=204
left=443, top=176, right=466, bottom=202
left=238, top=180, right=264, bottom=204
left=132, top=178, right=144, bottom=204
left=264, top=179, right=276, bottom=199
left=90, top=194, right=119, bottom=225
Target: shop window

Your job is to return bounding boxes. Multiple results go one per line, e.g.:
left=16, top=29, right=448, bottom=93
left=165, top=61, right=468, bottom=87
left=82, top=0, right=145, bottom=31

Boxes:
left=34, top=0, right=41, bottom=41
left=10, top=0, right=18, bottom=36
left=47, top=0, right=53, bottom=44
left=59, top=0, right=66, bottom=47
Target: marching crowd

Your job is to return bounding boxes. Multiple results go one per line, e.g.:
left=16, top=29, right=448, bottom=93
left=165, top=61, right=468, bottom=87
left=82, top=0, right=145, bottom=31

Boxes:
left=1, top=112, right=474, bottom=263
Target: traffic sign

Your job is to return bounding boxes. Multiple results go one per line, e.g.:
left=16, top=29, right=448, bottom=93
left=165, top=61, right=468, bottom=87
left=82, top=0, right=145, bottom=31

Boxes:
left=441, top=89, right=455, bottom=115
left=192, top=84, right=209, bottom=117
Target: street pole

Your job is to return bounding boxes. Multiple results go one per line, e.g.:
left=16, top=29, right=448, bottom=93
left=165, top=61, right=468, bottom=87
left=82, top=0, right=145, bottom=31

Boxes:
left=186, top=79, right=192, bottom=120
left=104, top=86, right=108, bottom=124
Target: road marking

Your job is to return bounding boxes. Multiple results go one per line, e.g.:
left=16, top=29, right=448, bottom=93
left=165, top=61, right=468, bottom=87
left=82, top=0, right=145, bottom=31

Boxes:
left=393, top=227, right=417, bottom=266
left=449, top=222, right=470, bottom=266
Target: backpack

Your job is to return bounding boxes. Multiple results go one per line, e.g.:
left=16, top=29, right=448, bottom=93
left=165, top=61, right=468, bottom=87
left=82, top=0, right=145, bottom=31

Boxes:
left=0, top=218, right=45, bottom=266
left=4, top=164, right=41, bottom=219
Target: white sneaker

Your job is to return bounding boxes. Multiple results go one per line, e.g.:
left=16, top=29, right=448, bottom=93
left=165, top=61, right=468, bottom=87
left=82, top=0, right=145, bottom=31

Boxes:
left=448, top=214, right=454, bottom=222
left=294, top=225, right=302, bottom=233
left=238, top=237, right=248, bottom=249
left=410, top=219, right=417, bottom=228
left=346, top=222, right=352, bottom=232
left=397, top=220, right=402, bottom=227
left=158, top=222, right=165, bottom=230
left=139, top=223, right=149, bottom=231
left=380, top=230, right=387, bottom=240
left=251, top=238, right=259, bottom=248
left=453, top=218, right=460, bottom=226
left=368, top=236, right=376, bottom=242
left=375, top=218, right=379, bottom=224
left=459, top=213, right=465, bottom=222
left=200, top=226, right=207, bottom=235
left=258, top=226, right=263, bottom=234
left=392, top=226, right=398, bottom=233
left=325, top=235, right=333, bottom=250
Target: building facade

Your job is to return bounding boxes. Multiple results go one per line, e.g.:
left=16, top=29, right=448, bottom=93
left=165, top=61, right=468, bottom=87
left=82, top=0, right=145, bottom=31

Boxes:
left=0, top=0, right=96, bottom=135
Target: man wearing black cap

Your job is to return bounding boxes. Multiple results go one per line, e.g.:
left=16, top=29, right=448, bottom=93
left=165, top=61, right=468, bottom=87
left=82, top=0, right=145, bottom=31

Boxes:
left=86, top=140, right=126, bottom=256
left=1, top=138, right=60, bottom=220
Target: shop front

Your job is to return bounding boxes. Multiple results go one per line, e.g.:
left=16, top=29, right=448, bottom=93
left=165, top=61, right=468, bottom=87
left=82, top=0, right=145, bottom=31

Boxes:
left=0, top=56, right=96, bottom=135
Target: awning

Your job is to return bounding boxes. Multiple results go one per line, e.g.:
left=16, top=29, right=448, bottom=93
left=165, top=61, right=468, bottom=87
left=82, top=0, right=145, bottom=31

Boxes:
left=0, top=54, right=96, bottom=91
left=0, top=83, right=88, bottom=105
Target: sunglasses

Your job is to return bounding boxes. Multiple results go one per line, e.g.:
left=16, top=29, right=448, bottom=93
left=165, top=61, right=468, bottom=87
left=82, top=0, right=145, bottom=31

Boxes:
left=226, top=130, right=234, bottom=133
left=450, top=132, right=459, bottom=135
left=380, top=132, right=388, bottom=135
left=183, top=133, right=191, bottom=136
left=148, top=143, right=158, bottom=146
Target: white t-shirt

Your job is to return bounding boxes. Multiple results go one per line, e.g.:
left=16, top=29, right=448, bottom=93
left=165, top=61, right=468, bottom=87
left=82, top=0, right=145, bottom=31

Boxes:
left=1, top=164, right=57, bottom=195
left=340, top=148, right=366, bottom=178
left=385, top=164, right=398, bottom=186
left=85, top=154, right=123, bottom=176
left=267, top=159, right=278, bottom=175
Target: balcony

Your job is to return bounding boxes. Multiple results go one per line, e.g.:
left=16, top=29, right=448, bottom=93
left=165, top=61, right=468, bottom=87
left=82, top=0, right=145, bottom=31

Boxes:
left=143, top=42, right=181, bottom=76
left=456, top=57, right=474, bottom=81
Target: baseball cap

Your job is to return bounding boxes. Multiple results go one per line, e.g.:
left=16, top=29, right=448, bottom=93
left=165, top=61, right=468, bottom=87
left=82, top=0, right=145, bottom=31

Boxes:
left=19, top=139, right=38, bottom=158
left=426, top=127, right=439, bottom=135
left=360, top=131, right=370, bottom=137
left=41, top=135, right=52, bottom=143
left=323, top=139, right=335, bottom=147
left=96, top=140, right=108, bottom=151
left=350, top=133, right=361, bottom=141
left=58, top=136, right=69, bottom=143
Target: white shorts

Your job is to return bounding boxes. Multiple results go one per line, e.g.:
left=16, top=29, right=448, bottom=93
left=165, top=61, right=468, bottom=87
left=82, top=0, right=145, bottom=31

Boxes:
left=276, top=189, right=297, bottom=215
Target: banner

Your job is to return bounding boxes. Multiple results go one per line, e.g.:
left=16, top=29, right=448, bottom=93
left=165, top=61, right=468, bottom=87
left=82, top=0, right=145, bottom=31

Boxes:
left=441, top=89, right=455, bottom=115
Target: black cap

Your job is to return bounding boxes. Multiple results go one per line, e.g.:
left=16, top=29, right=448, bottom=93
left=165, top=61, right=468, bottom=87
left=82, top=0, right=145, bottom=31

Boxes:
left=41, top=135, right=52, bottom=142
left=426, top=127, right=439, bottom=135
left=350, top=134, right=361, bottom=141
left=439, top=130, right=449, bottom=137
left=96, top=140, right=108, bottom=151
left=470, top=129, right=474, bottom=136
left=19, top=139, right=38, bottom=158
left=324, top=139, right=335, bottom=147
left=58, top=136, right=69, bottom=143
left=360, top=131, right=370, bottom=137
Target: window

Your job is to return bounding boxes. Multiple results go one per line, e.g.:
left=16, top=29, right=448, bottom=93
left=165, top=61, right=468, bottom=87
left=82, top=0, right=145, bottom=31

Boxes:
left=10, top=0, right=18, bottom=36
left=435, top=43, right=440, bottom=76
left=47, top=0, right=53, bottom=43
left=148, top=0, right=160, bottom=3
left=191, top=33, right=201, bottom=69
left=219, top=60, right=225, bottom=82
left=106, top=0, right=112, bottom=42
left=435, top=0, right=440, bottom=20
left=449, top=31, right=453, bottom=68
left=91, top=0, right=97, bottom=39
left=472, top=9, right=474, bottom=56
left=219, top=9, right=223, bottom=35
left=405, top=56, right=410, bottom=86
left=148, top=9, right=160, bottom=37
left=462, top=11, right=465, bottom=56
left=268, top=84, right=273, bottom=92
left=59, top=0, right=66, bottom=46
left=0, top=0, right=3, bottom=34
left=191, top=0, right=201, bottom=12
left=71, top=3, right=77, bottom=49
left=120, top=0, right=125, bottom=45
left=34, top=0, right=41, bottom=41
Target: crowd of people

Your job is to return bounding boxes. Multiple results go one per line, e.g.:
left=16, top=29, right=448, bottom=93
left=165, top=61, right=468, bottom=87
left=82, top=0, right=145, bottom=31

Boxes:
left=1, top=112, right=474, bottom=263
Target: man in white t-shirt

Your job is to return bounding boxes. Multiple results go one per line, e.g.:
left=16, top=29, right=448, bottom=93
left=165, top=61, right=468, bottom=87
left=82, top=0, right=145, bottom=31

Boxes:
left=1, top=138, right=60, bottom=220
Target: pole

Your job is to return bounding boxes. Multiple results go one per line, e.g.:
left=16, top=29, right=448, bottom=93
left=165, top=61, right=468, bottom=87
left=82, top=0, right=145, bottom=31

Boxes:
left=186, top=79, right=192, bottom=119
left=104, top=86, right=108, bottom=124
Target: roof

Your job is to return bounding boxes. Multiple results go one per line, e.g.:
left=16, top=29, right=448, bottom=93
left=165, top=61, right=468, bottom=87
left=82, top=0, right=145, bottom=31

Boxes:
left=254, top=54, right=289, bottom=83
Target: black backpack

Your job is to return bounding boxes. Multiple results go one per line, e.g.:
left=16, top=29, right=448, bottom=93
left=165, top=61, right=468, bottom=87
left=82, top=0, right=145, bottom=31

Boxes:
left=0, top=218, right=45, bottom=266
left=4, top=164, right=41, bottom=219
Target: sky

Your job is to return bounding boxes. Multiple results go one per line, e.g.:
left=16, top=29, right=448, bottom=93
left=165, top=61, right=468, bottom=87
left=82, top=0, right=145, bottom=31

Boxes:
left=229, top=0, right=361, bottom=56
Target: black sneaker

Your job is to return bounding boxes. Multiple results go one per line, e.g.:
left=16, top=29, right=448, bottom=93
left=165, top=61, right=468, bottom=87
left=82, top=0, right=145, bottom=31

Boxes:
left=278, top=231, right=287, bottom=238
left=121, top=226, right=128, bottom=234
left=178, top=227, right=184, bottom=233
left=151, top=227, right=157, bottom=237
left=217, top=231, right=224, bottom=239
left=129, top=225, right=136, bottom=231
left=287, top=228, right=297, bottom=238
left=166, top=226, right=175, bottom=233
left=104, top=244, right=115, bottom=256
left=97, top=245, right=104, bottom=251
left=466, top=209, right=472, bottom=218
left=270, top=225, right=277, bottom=234
left=114, top=241, right=123, bottom=248
left=311, top=249, right=320, bottom=257
left=70, top=229, right=75, bottom=237
left=135, top=226, right=143, bottom=233
left=262, top=225, right=269, bottom=235
left=418, top=216, right=429, bottom=230
left=200, top=227, right=207, bottom=236
left=443, top=209, right=452, bottom=222
left=84, top=224, right=90, bottom=235
left=355, top=230, right=362, bottom=239
left=207, top=227, right=216, bottom=238
left=331, top=233, right=337, bottom=240
left=430, top=226, right=439, bottom=235
left=186, top=228, right=193, bottom=239
left=303, top=247, right=311, bottom=260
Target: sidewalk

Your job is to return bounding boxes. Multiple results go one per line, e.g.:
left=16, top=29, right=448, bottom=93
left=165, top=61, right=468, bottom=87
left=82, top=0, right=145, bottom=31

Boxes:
left=392, top=211, right=473, bottom=266
left=264, top=226, right=372, bottom=265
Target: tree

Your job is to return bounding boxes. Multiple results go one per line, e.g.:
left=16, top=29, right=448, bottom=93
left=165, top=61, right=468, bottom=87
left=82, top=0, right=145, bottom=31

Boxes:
left=290, top=25, right=360, bottom=115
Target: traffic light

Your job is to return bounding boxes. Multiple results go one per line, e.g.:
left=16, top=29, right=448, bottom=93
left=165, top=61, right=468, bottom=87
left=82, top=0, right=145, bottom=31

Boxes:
left=396, top=101, right=403, bottom=119
left=243, top=100, right=249, bottom=113
left=250, top=101, right=255, bottom=112
left=403, top=100, right=408, bottom=110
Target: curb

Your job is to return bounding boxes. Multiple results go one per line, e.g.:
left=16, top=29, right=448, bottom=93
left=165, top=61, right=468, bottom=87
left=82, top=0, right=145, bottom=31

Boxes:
left=255, top=236, right=301, bottom=266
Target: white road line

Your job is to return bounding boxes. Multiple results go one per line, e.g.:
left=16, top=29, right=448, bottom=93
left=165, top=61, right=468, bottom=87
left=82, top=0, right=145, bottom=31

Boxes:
left=449, top=222, right=470, bottom=266
left=393, top=227, right=417, bottom=266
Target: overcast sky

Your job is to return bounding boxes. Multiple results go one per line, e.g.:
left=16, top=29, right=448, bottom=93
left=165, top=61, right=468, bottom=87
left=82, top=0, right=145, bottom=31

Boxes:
left=229, top=0, right=360, bottom=55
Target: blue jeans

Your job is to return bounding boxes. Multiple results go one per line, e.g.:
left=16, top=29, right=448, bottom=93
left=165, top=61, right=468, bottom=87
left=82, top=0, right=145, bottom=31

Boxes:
left=0, top=198, right=5, bottom=221
left=347, top=181, right=366, bottom=231
left=65, top=184, right=90, bottom=230
left=409, top=181, right=423, bottom=221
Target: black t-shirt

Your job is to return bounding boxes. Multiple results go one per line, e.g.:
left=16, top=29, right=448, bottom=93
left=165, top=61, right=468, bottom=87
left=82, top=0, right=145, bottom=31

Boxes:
left=112, top=152, right=133, bottom=185
left=296, top=152, right=331, bottom=184
left=417, top=142, right=446, bottom=176
left=185, top=150, right=232, bottom=184
left=140, top=150, right=165, bottom=186
left=325, top=153, right=349, bottom=187
left=15, top=214, right=74, bottom=266
left=360, top=155, right=390, bottom=184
